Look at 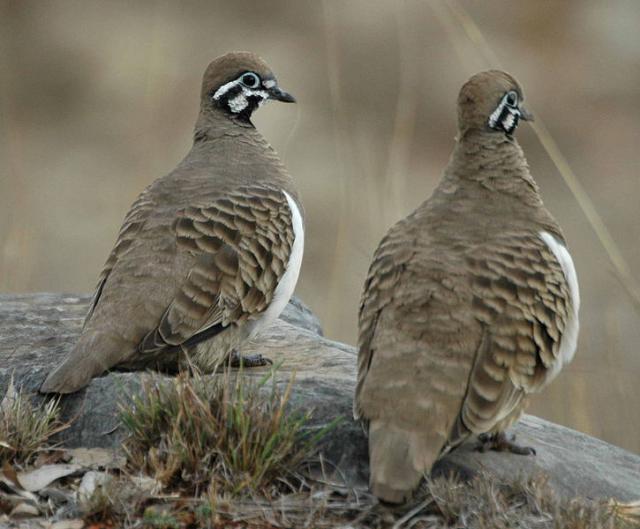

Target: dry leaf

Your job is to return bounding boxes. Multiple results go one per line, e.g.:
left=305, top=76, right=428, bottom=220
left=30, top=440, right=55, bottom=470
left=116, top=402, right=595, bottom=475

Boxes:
left=0, top=490, right=29, bottom=511
left=16, top=463, right=81, bottom=492
left=78, top=471, right=110, bottom=502
left=0, top=474, right=40, bottom=503
left=130, top=474, right=163, bottom=495
left=67, top=448, right=126, bottom=470
left=0, top=462, right=42, bottom=505
left=1, top=461, right=19, bottom=484
left=9, top=501, right=39, bottom=518
left=51, top=520, right=86, bottom=529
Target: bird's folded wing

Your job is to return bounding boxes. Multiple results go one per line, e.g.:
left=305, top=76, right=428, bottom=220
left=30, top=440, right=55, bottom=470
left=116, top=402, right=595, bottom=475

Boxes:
left=84, top=186, right=156, bottom=328
left=355, top=220, right=417, bottom=420
left=138, top=185, right=295, bottom=353
left=450, top=231, right=573, bottom=446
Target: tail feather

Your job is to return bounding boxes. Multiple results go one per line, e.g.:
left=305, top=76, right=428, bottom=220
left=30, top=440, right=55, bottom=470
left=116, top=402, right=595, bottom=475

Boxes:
left=368, top=420, right=443, bottom=504
left=40, top=330, right=131, bottom=394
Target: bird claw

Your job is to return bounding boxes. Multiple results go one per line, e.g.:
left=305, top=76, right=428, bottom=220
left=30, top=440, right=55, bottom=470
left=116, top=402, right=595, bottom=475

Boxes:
left=476, top=432, right=536, bottom=456
left=228, top=351, right=273, bottom=368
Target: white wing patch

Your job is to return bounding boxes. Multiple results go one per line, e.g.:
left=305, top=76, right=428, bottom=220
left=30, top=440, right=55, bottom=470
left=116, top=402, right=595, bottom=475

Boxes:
left=540, top=231, right=580, bottom=381
left=250, top=191, right=304, bottom=336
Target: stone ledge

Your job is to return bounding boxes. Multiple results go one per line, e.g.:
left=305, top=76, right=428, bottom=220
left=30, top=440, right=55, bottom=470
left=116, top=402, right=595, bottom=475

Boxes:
left=0, top=293, right=638, bottom=501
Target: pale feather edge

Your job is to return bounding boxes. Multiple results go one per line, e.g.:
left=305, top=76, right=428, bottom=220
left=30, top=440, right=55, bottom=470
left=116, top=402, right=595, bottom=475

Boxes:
left=249, top=190, right=304, bottom=336
left=539, top=231, right=580, bottom=382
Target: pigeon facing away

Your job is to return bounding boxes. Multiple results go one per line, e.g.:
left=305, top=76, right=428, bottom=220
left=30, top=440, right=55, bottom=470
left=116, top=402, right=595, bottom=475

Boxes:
left=355, top=70, right=579, bottom=504
left=41, top=52, right=303, bottom=394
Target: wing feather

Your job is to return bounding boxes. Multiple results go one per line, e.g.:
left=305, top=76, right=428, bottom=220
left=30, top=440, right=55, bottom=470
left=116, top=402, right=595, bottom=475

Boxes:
left=355, top=220, right=416, bottom=420
left=83, top=187, right=155, bottom=327
left=448, top=231, right=575, bottom=447
left=138, top=184, right=295, bottom=356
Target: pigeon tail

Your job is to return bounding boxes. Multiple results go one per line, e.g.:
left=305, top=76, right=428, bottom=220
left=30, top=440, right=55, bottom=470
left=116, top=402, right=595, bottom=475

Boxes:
left=368, top=420, right=443, bottom=504
left=40, top=330, right=132, bottom=394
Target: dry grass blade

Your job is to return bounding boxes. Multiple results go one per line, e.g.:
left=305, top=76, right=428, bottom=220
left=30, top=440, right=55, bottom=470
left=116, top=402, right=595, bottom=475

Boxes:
left=441, top=0, right=502, bottom=68
left=529, top=118, right=640, bottom=315
left=391, top=497, right=434, bottom=529
left=421, top=472, right=621, bottom=529
left=198, top=487, right=377, bottom=529
left=608, top=498, right=640, bottom=527
left=192, top=472, right=624, bottom=529
left=0, top=378, right=66, bottom=465
left=119, top=367, right=330, bottom=497
left=439, top=0, right=640, bottom=316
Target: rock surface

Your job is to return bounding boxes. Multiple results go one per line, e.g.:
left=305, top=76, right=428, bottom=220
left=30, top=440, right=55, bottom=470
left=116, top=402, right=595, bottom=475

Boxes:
left=0, top=293, right=639, bottom=502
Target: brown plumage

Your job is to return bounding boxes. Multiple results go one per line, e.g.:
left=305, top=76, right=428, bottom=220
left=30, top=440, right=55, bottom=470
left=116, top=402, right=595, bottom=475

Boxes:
left=41, top=52, right=303, bottom=394
left=355, top=70, right=580, bottom=504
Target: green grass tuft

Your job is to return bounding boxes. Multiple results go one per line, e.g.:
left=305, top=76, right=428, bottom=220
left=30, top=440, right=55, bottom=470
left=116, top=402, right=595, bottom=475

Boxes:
left=119, top=367, right=328, bottom=497
left=0, top=379, right=65, bottom=465
left=142, top=507, right=180, bottom=529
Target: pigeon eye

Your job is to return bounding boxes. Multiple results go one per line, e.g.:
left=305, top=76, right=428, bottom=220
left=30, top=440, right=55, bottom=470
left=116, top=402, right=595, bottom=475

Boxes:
left=505, top=91, right=518, bottom=107
left=241, top=72, right=260, bottom=88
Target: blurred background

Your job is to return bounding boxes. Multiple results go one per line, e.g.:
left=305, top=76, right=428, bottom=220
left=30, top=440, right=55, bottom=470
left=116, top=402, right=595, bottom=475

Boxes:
left=1, top=1, right=639, bottom=453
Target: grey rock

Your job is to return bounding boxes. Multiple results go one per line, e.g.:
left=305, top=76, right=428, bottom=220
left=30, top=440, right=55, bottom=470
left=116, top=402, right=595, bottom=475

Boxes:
left=0, top=293, right=638, bottom=502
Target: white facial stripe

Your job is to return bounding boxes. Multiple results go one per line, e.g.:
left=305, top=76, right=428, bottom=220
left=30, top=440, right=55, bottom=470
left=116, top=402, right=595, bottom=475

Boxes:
left=251, top=89, right=269, bottom=100
left=488, top=93, right=521, bottom=132
left=213, top=76, right=269, bottom=114
left=502, top=112, right=516, bottom=131
left=263, top=79, right=276, bottom=89
left=228, top=93, right=249, bottom=113
left=213, top=78, right=242, bottom=100
left=488, top=98, right=506, bottom=129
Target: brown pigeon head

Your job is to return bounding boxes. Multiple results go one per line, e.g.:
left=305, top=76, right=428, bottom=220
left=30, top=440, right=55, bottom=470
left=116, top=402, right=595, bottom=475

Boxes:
left=456, top=70, right=533, bottom=137
left=200, top=51, right=295, bottom=123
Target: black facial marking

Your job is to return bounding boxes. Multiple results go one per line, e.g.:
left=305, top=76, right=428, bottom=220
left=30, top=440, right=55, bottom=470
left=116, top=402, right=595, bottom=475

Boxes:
left=488, top=92, right=522, bottom=135
left=496, top=106, right=520, bottom=135
left=235, top=95, right=265, bottom=123
left=210, top=77, right=267, bottom=124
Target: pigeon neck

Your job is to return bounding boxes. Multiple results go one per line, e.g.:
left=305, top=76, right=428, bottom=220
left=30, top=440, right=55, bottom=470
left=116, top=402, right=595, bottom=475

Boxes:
left=193, top=106, right=255, bottom=144
left=447, top=129, right=541, bottom=204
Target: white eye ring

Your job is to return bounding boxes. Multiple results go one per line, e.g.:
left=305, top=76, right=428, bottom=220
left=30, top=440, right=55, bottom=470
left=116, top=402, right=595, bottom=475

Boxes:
left=240, top=72, right=260, bottom=89
left=505, top=90, right=518, bottom=107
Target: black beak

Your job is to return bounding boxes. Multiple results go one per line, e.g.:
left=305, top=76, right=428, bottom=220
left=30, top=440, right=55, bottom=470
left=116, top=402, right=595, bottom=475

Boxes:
left=268, top=86, right=296, bottom=103
left=519, top=105, right=534, bottom=122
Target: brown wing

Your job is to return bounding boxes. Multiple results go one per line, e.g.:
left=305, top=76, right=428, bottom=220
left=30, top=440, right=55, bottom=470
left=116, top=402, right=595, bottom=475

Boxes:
left=355, top=213, right=484, bottom=428
left=355, top=213, right=489, bottom=467
left=84, top=187, right=155, bottom=327
left=448, top=231, right=574, bottom=447
left=354, top=218, right=416, bottom=420
left=137, top=184, right=295, bottom=354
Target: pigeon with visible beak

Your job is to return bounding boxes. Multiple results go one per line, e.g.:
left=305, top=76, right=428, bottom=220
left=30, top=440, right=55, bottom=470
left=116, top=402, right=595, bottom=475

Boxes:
left=41, top=52, right=304, bottom=394
left=355, top=70, right=579, bottom=504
